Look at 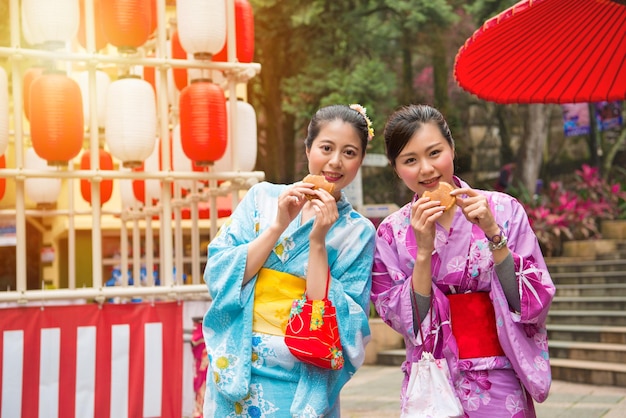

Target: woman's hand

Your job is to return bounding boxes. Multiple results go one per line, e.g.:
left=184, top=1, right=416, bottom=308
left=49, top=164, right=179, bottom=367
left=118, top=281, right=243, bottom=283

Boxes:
left=451, top=187, right=499, bottom=236
left=410, top=196, right=445, bottom=254
left=273, top=183, right=313, bottom=231
left=305, top=188, right=338, bottom=299
left=308, top=188, right=338, bottom=243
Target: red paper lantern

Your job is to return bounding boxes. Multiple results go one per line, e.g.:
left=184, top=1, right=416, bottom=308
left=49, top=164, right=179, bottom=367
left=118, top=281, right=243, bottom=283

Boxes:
left=132, top=140, right=160, bottom=205
left=158, top=133, right=174, bottom=194
left=0, top=154, right=5, bottom=201
left=132, top=162, right=147, bottom=204
left=30, top=72, right=84, bottom=166
left=77, top=0, right=108, bottom=51
left=22, top=67, right=44, bottom=121
left=213, top=0, right=255, bottom=63
left=149, top=0, right=157, bottom=37
left=142, top=54, right=157, bottom=94
left=172, top=123, right=207, bottom=193
left=101, top=0, right=152, bottom=53
left=171, top=30, right=188, bottom=90
left=179, top=80, right=227, bottom=166
left=80, top=149, right=114, bottom=206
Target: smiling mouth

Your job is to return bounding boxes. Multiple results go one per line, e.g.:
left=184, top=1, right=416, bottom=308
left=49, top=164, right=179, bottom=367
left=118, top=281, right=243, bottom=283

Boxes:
left=323, top=173, right=342, bottom=182
left=421, top=178, right=440, bottom=187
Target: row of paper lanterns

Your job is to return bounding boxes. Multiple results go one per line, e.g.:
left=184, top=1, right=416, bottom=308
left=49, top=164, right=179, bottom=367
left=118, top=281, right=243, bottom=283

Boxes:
left=22, top=0, right=255, bottom=64
left=1, top=0, right=257, bottom=205
left=0, top=65, right=258, bottom=206
left=22, top=71, right=258, bottom=169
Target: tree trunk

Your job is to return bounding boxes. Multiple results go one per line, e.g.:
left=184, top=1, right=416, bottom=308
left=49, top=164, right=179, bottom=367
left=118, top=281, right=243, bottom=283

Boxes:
left=516, top=104, right=549, bottom=196
left=495, top=105, right=514, bottom=163
left=603, top=129, right=626, bottom=180
left=401, top=32, right=414, bottom=105
left=431, top=29, right=449, bottom=117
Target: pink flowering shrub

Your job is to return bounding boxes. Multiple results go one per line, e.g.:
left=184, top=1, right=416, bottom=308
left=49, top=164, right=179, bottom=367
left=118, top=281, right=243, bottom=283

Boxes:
left=521, top=165, right=626, bottom=256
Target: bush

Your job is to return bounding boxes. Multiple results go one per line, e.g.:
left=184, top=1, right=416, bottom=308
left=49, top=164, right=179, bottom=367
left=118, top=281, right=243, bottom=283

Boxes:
left=520, top=165, right=626, bottom=257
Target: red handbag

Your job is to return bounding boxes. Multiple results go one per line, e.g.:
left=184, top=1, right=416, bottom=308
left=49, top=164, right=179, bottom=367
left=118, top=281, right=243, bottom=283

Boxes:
left=284, top=269, right=344, bottom=370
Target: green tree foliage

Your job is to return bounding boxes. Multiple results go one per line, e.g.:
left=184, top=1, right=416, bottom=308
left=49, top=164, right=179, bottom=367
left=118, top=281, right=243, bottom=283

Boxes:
left=248, top=0, right=458, bottom=185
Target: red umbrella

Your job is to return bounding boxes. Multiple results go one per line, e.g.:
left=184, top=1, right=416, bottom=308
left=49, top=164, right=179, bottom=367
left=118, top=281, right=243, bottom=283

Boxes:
left=454, top=0, right=626, bottom=104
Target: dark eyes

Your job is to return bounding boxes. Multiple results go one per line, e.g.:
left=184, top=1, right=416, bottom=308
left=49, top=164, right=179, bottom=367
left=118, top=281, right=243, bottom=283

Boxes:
left=320, top=145, right=357, bottom=157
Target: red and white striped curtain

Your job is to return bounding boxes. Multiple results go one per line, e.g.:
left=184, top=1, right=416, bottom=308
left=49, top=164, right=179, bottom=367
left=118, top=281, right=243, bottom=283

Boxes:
left=0, top=302, right=182, bottom=418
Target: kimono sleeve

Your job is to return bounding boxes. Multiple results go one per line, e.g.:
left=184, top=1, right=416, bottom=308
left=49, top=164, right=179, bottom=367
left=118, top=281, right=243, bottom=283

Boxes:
left=329, top=217, right=376, bottom=369
left=371, top=217, right=416, bottom=340
left=497, top=195, right=555, bottom=323
left=204, top=183, right=261, bottom=312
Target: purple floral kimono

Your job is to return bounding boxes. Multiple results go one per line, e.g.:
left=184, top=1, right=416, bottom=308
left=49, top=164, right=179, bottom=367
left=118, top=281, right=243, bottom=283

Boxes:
left=371, top=177, right=555, bottom=417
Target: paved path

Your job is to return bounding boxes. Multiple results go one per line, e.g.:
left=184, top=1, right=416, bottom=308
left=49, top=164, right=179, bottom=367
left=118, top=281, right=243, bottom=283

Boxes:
left=340, top=365, right=626, bottom=417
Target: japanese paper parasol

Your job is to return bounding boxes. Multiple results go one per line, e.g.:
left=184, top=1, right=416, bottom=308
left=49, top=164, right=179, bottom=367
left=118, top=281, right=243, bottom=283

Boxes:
left=454, top=0, right=626, bottom=104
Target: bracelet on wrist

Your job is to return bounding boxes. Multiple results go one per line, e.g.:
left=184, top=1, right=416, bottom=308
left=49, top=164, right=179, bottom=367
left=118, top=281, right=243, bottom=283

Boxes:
left=486, top=225, right=508, bottom=251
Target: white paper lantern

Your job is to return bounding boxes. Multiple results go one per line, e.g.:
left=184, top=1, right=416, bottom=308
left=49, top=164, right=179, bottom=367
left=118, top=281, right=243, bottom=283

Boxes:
left=22, top=0, right=79, bottom=49
left=214, top=100, right=257, bottom=172
left=0, top=67, right=8, bottom=156
left=74, top=70, right=111, bottom=130
left=20, top=5, right=44, bottom=46
left=142, top=140, right=161, bottom=203
left=119, top=168, right=140, bottom=210
left=187, top=64, right=204, bottom=83
left=105, top=76, right=157, bottom=168
left=24, top=148, right=62, bottom=208
left=177, top=0, right=226, bottom=59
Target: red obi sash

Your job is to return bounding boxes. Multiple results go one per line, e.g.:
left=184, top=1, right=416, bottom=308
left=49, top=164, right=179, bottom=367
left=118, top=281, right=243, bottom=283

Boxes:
left=447, top=292, right=505, bottom=359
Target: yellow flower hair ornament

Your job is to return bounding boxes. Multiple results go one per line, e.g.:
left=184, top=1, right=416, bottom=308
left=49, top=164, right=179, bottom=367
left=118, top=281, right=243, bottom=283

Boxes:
left=349, top=103, right=374, bottom=141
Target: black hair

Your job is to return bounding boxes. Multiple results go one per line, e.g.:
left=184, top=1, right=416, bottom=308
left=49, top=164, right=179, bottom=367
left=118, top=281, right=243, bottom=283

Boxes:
left=383, top=104, right=454, bottom=167
left=304, top=105, right=369, bottom=157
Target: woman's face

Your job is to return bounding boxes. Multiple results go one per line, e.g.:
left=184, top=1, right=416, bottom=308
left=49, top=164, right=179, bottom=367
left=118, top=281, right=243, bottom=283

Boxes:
left=393, top=122, right=455, bottom=196
left=306, top=119, right=364, bottom=197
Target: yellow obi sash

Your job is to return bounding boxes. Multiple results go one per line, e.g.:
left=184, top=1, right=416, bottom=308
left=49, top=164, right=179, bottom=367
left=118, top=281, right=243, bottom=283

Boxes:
left=253, top=268, right=306, bottom=336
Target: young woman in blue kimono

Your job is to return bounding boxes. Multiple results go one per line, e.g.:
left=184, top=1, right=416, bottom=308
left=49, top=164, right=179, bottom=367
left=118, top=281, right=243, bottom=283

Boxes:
left=202, top=104, right=376, bottom=417
left=371, top=104, right=555, bottom=417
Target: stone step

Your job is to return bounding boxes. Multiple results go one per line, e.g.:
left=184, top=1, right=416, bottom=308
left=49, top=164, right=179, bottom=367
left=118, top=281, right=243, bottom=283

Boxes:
left=377, top=349, right=406, bottom=367
left=601, top=220, right=626, bottom=240
left=550, top=296, right=626, bottom=311
left=555, top=283, right=626, bottom=297
left=549, top=340, right=626, bottom=363
left=596, top=249, right=626, bottom=261
left=547, top=310, right=626, bottom=326
left=549, top=358, right=626, bottom=387
left=548, top=270, right=626, bottom=285
left=379, top=347, right=626, bottom=385
left=547, top=324, right=626, bottom=344
left=546, top=258, right=626, bottom=274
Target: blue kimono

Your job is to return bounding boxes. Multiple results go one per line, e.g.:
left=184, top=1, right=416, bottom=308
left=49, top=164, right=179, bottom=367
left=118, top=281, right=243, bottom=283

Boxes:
left=202, top=182, right=375, bottom=417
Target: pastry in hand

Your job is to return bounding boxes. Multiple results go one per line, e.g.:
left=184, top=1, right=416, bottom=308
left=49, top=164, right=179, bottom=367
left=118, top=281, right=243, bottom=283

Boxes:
left=302, top=174, right=335, bottom=200
left=422, top=181, right=456, bottom=211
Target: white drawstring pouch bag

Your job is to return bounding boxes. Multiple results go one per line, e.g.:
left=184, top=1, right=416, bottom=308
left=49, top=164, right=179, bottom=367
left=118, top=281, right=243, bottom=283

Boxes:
left=401, top=351, right=464, bottom=418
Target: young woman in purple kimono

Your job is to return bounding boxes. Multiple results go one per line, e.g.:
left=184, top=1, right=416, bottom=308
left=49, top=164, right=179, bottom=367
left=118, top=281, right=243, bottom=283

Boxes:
left=371, top=104, right=555, bottom=417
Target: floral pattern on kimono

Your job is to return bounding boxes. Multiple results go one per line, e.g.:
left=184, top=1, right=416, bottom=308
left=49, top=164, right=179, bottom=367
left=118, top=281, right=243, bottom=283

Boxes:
left=371, top=176, right=555, bottom=417
left=203, top=181, right=375, bottom=417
